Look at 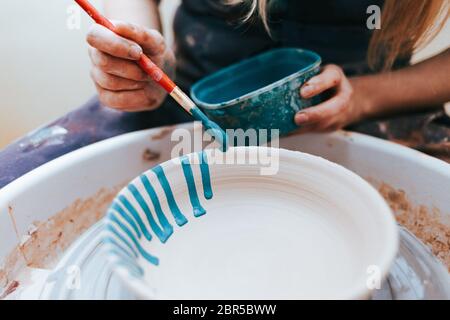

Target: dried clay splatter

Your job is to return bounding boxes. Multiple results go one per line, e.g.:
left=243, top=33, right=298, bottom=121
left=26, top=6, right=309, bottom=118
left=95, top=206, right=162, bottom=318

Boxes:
left=378, top=183, right=450, bottom=272
left=0, top=184, right=124, bottom=291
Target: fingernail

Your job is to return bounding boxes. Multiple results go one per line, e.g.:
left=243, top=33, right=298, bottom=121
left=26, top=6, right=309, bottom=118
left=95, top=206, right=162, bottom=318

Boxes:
left=130, top=45, right=143, bottom=59
left=295, top=112, right=309, bottom=124
left=301, top=84, right=314, bottom=98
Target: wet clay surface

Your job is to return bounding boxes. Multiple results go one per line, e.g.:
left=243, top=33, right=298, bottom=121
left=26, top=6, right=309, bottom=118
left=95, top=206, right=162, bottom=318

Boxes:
left=378, top=182, right=450, bottom=272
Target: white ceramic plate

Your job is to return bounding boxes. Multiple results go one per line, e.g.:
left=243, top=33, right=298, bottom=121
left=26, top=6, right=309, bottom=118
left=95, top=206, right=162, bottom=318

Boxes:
left=103, top=146, right=398, bottom=300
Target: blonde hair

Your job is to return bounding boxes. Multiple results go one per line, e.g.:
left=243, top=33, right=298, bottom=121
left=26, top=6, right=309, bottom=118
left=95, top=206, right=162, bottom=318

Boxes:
left=226, top=0, right=449, bottom=70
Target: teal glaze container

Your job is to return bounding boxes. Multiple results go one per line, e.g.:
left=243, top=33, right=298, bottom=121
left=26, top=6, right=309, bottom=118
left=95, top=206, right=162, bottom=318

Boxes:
left=190, top=48, right=322, bottom=137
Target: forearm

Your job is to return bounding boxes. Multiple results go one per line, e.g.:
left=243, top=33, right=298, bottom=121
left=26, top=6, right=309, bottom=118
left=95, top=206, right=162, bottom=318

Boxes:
left=353, top=49, right=450, bottom=119
left=104, top=0, right=162, bottom=31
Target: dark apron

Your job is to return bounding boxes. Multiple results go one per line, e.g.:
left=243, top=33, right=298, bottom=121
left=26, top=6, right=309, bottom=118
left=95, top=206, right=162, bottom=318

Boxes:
left=174, top=0, right=387, bottom=90
left=0, top=0, right=448, bottom=188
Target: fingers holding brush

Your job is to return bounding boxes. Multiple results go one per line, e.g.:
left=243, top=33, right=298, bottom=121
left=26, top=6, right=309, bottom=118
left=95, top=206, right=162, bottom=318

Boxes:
left=95, top=83, right=161, bottom=112
left=86, top=20, right=175, bottom=111
left=87, top=24, right=143, bottom=60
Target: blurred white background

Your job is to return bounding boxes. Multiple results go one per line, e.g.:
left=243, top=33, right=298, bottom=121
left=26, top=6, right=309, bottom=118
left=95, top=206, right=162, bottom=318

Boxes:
left=0, top=0, right=447, bottom=148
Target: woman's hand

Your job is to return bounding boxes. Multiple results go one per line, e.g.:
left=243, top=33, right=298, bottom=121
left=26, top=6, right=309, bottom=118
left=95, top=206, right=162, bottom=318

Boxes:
left=295, top=64, right=366, bottom=132
left=87, top=21, right=176, bottom=111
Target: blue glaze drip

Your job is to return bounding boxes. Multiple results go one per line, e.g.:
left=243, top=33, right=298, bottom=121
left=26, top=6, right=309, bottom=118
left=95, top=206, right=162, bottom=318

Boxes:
left=140, top=175, right=174, bottom=233
left=152, top=165, right=188, bottom=226
left=118, top=195, right=152, bottom=241
left=104, top=151, right=216, bottom=269
left=109, top=213, right=140, bottom=247
left=199, top=151, right=213, bottom=200
left=111, top=203, right=141, bottom=239
left=108, top=209, right=140, bottom=242
left=107, top=243, right=145, bottom=276
left=105, top=224, right=138, bottom=258
left=128, top=184, right=172, bottom=243
left=107, top=223, right=159, bottom=266
left=181, top=155, right=206, bottom=217
left=190, top=107, right=229, bottom=152
left=103, top=236, right=136, bottom=260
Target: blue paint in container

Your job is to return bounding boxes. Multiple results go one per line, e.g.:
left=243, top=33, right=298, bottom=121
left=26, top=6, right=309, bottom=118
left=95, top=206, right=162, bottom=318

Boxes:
left=191, top=48, right=322, bottom=141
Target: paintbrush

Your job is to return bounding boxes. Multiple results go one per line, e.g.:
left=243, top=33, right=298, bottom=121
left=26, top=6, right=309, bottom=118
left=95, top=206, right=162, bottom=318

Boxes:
left=74, top=0, right=228, bottom=150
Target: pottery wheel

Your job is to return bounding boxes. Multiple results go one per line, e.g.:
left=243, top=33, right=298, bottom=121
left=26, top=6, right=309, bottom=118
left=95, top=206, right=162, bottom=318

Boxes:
left=39, top=222, right=450, bottom=300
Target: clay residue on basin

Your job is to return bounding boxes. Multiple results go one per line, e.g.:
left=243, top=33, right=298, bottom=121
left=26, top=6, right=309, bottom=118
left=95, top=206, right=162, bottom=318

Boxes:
left=142, top=148, right=161, bottom=162
left=0, top=184, right=124, bottom=293
left=376, top=182, right=450, bottom=272
left=0, top=280, right=19, bottom=299
left=19, top=185, right=124, bottom=268
left=150, top=125, right=177, bottom=141
left=0, top=246, right=26, bottom=290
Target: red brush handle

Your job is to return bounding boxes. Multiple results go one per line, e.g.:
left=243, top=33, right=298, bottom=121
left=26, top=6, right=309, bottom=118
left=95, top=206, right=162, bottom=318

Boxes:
left=75, top=0, right=176, bottom=93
